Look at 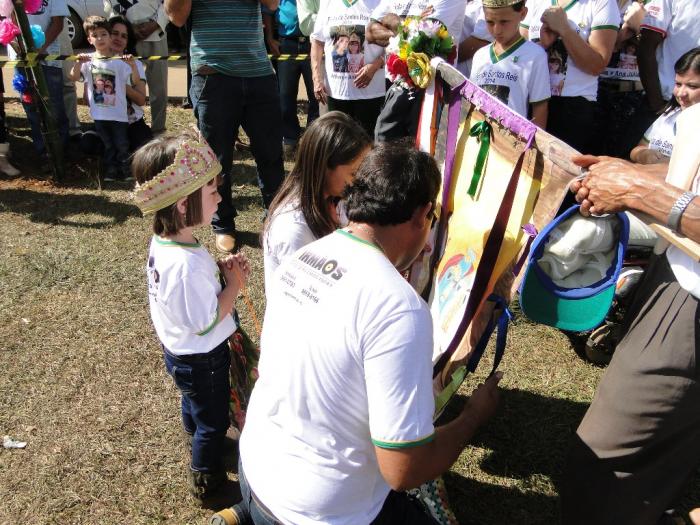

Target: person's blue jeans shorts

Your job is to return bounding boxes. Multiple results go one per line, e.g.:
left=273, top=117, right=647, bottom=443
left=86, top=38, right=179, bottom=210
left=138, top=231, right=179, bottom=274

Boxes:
left=190, top=72, right=284, bottom=235
left=19, top=65, right=69, bottom=154
left=277, top=37, right=319, bottom=146
left=164, top=339, right=231, bottom=473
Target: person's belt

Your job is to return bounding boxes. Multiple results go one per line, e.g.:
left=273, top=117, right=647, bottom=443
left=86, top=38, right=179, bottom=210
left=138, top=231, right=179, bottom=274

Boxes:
left=280, top=35, right=307, bottom=43
left=600, top=78, right=644, bottom=92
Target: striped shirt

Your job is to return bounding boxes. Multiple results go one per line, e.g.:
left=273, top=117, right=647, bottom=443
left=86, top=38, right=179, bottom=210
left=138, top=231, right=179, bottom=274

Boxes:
left=190, top=0, right=273, bottom=78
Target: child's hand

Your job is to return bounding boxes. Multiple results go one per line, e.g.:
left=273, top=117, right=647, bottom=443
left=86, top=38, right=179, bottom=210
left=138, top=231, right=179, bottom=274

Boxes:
left=218, top=253, right=251, bottom=288
left=77, top=53, right=92, bottom=63
left=122, top=54, right=135, bottom=65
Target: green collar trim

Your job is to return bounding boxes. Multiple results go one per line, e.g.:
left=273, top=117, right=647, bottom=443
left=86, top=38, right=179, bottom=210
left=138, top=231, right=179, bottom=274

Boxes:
left=336, top=229, right=381, bottom=252
left=489, top=36, right=526, bottom=64
left=342, top=0, right=359, bottom=6
left=551, top=0, right=578, bottom=11
left=154, top=236, right=200, bottom=248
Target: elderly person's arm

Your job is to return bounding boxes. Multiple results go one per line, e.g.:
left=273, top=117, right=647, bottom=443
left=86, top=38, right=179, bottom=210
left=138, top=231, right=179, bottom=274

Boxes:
left=539, top=7, right=616, bottom=76
left=39, top=16, right=64, bottom=55
left=164, top=0, right=191, bottom=27
left=571, top=156, right=700, bottom=242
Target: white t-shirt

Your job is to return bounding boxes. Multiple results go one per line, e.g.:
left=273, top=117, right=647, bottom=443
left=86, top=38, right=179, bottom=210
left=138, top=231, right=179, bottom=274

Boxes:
left=470, top=38, right=550, bottom=117
left=371, top=0, right=468, bottom=48
left=456, top=0, right=492, bottom=77
left=640, top=0, right=700, bottom=101
left=7, top=0, right=69, bottom=68
left=312, top=0, right=386, bottom=101
left=240, top=230, right=436, bottom=525
left=128, top=60, right=147, bottom=124
left=643, top=107, right=679, bottom=158
left=80, top=55, right=133, bottom=122
left=146, top=236, right=237, bottom=355
left=665, top=103, right=700, bottom=299
left=263, top=199, right=316, bottom=298
left=600, top=0, right=640, bottom=82
left=106, top=0, right=169, bottom=42
left=522, top=0, right=620, bottom=101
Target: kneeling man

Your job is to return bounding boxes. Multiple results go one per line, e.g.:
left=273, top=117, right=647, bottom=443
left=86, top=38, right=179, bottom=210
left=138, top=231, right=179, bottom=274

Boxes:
left=238, top=143, right=502, bottom=524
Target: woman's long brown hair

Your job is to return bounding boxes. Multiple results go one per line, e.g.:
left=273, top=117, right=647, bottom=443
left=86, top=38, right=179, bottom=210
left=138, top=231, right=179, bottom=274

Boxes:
left=263, top=111, right=371, bottom=240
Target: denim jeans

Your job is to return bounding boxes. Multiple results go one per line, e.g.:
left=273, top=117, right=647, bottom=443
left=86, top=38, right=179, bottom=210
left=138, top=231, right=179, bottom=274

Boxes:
left=164, top=340, right=231, bottom=473
left=20, top=65, right=69, bottom=154
left=236, top=457, right=436, bottom=524
left=277, top=37, right=319, bottom=145
left=190, top=72, right=285, bottom=235
left=94, top=120, right=129, bottom=176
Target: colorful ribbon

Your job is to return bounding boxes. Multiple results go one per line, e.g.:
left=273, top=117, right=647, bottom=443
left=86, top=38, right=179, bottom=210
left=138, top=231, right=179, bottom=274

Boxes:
left=468, top=120, right=491, bottom=197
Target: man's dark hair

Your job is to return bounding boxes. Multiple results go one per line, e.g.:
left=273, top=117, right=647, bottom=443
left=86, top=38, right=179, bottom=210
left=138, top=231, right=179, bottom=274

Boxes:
left=344, top=142, right=441, bottom=226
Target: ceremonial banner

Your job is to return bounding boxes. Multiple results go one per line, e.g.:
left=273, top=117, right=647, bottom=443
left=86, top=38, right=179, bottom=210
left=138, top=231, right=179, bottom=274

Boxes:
left=412, top=63, right=578, bottom=413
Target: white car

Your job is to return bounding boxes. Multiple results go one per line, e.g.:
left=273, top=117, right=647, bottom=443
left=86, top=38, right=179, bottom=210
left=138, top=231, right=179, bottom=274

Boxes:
left=66, top=0, right=106, bottom=48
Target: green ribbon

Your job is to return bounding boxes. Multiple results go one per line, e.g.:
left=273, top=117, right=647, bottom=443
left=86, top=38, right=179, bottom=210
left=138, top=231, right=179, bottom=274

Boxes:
left=468, top=121, right=492, bottom=197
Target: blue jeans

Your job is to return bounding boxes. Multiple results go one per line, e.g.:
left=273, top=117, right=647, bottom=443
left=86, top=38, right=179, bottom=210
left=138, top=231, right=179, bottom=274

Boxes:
left=236, top=458, right=436, bottom=524
left=20, top=65, right=69, bottom=154
left=190, top=72, right=284, bottom=235
left=94, top=120, right=129, bottom=175
left=164, top=340, right=231, bottom=473
left=277, top=37, right=318, bottom=145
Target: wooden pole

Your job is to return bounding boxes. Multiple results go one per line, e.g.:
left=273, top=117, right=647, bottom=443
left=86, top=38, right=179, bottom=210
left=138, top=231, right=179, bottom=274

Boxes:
left=12, top=0, right=65, bottom=182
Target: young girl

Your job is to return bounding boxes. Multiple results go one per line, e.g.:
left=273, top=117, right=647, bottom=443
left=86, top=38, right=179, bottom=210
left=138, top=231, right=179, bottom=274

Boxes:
left=132, top=132, right=250, bottom=502
left=630, top=47, right=700, bottom=164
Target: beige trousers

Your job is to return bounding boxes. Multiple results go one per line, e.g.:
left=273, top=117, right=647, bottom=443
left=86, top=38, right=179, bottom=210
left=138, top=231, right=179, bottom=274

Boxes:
left=136, top=37, right=169, bottom=133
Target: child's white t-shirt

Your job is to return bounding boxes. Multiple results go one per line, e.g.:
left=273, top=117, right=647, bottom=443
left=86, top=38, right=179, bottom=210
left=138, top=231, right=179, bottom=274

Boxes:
left=80, top=54, right=134, bottom=123
left=128, top=60, right=147, bottom=125
left=147, top=236, right=237, bottom=355
left=470, top=38, right=550, bottom=117
left=522, top=0, right=620, bottom=101
left=311, top=0, right=385, bottom=101
left=643, top=107, right=680, bottom=158
left=640, top=0, right=700, bottom=101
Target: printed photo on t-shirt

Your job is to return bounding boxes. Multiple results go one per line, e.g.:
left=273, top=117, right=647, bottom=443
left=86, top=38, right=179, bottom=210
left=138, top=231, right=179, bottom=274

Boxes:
left=481, top=84, right=510, bottom=106
left=330, top=25, right=366, bottom=74
left=91, top=67, right=118, bottom=107
left=547, top=40, right=568, bottom=96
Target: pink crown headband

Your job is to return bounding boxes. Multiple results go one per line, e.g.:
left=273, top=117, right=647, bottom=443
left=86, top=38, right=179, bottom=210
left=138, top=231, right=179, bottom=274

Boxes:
left=133, top=139, right=222, bottom=215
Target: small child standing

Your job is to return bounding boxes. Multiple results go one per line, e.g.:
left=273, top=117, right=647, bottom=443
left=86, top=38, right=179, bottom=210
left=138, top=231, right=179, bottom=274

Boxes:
left=469, top=0, right=550, bottom=128
left=132, top=132, right=251, bottom=502
left=69, top=16, right=144, bottom=181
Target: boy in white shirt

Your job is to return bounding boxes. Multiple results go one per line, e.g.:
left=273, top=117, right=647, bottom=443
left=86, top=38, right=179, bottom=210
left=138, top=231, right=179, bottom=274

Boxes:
left=470, top=0, right=550, bottom=127
left=69, top=16, right=142, bottom=181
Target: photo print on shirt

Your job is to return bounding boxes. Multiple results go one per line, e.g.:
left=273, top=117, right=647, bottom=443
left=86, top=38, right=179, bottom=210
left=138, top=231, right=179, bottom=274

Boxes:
left=91, top=67, right=118, bottom=107
left=330, top=25, right=366, bottom=73
left=481, top=84, right=511, bottom=106
left=547, top=40, right=568, bottom=96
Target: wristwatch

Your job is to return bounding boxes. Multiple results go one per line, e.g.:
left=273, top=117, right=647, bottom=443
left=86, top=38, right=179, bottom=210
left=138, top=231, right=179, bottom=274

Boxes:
left=667, top=191, right=696, bottom=233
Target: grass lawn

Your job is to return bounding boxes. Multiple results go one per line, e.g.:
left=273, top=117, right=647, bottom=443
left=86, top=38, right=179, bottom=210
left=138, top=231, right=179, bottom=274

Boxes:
left=0, top=100, right=698, bottom=524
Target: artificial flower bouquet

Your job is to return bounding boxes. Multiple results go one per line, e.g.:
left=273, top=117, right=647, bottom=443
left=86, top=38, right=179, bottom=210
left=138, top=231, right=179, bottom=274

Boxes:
left=386, top=17, right=454, bottom=90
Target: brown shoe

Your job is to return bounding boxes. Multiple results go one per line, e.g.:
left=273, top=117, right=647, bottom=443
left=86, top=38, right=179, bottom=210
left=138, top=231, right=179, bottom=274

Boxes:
left=215, top=233, right=236, bottom=253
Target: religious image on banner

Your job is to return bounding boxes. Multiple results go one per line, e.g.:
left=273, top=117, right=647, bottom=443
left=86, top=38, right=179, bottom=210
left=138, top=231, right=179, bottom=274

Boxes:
left=330, top=25, right=366, bottom=74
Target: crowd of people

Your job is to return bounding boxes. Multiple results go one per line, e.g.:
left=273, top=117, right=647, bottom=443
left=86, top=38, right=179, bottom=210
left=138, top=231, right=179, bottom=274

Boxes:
left=3, top=0, right=700, bottom=523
